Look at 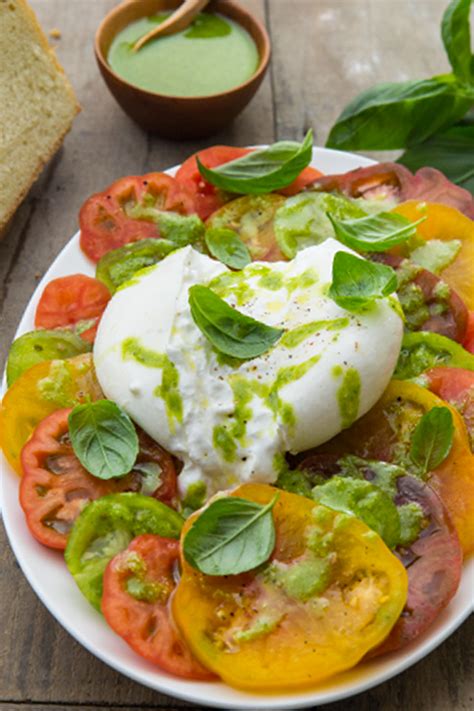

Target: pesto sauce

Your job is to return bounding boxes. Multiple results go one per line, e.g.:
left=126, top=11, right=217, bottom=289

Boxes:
left=335, top=367, right=361, bottom=429
left=37, top=360, right=76, bottom=408
left=108, top=12, right=259, bottom=98
left=280, top=318, right=349, bottom=349
left=122, top=337, right=183, bottom=431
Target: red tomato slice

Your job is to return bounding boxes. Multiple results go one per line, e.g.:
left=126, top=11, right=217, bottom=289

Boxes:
left=79, top=173, right=196, bottom=262
left=176, top=145, right=324, bottom=220
left=102, top=534, right=214, bottom=680
left=463, top=312, right=474, bottom=354
left=35, top=274, right=111, bottom=344
left=176, top=146, right=252, bottom=220
left=19, top=410, right=179, bottom=550
left=426, top=367, right=474, bottom=449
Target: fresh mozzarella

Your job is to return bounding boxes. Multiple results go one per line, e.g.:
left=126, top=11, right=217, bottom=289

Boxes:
left=94, top=242, right=403, bottom=499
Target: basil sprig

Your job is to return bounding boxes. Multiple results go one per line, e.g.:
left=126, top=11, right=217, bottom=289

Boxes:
left=205, top=227, right=251, bottom=270
left=328, top=212, right=425, bottom=252
left=410, top=406, right=454, bottom=475
left=329, top=251, right=398, bottom=311
left=326, top=0, right=474, bottom=194
left=189, top=285, right=284, bottom=359
left=197, top=131, right=313, bottom=195
left=183, top=494, right=278, bottom=575
left=69, top=400, right=139, bottom=479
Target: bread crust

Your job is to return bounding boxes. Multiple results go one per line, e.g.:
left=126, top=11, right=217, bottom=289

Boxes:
left=0, top=0, right=80, bottom=235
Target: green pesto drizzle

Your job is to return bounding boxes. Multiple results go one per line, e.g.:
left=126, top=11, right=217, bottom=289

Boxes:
left=280, top=318, right=349, bottom=349
left=336, top=367, right=361, bottom=429
left=121, top=337, right=183, bottom=431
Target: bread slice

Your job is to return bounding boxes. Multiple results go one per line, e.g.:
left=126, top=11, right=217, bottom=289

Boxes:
left=0, top=0, right=80, bottom=234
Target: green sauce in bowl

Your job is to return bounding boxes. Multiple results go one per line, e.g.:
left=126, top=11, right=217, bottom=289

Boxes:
left=107, top=12, right=259, bottom=97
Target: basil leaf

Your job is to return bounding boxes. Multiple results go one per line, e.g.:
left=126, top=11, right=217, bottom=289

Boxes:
left=197, top=131, right=313, bottom=195
left=183, top=494, right=278, bottom=575
left=410, top=407, right=454, bottom=475
left=327, top=211, right=425, bottom=252
left=441, top=0, right=473, bottom=84
left=398, top=122, right=474, bottom=195
left=69, top=400, right=139, bottom=479
left=189, top=284, right=284, bottom=359
left=329, top=251, right=398, bottom=311
left=326, top=77, right=473, bottom=150
left=205, top=227, right=251, bottom=270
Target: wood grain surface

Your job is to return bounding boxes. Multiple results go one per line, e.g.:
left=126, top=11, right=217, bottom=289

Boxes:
left=0, top=1, right=472, bottom=709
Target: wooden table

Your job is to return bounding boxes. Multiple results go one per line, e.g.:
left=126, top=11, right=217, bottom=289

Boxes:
left=1, top=1, right=472, bottom=709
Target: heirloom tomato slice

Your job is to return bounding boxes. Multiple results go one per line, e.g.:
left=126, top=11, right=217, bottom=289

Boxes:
left=313, top=381, right=474, bottom=554
left=173, top=483, right=407, bottom=690
left=35, top=274, right=111, bottom=344
left=0, top=354, right=102, bottom=475
left=65, top=493, right=183, bottom=610
left=206, top=194, right=287, bottom=261
left=19, top=411, right=179, bottom=550
left=102, top=535, right=214, bottom=679
left=426, top=367, right=474, bottom=450
left=463, top=312, right=474, bottom=353
left=79, top=173, right=195, bottom=262
left=391, top=201, right=474, bottom=310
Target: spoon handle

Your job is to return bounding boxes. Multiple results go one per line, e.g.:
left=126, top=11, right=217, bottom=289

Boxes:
left=133, top=0, right=210, bottom=51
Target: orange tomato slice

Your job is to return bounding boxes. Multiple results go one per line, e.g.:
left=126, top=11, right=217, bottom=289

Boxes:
left=173, top=483, right=408, bottom=691
left=317, top=380, right=474, bottom=555
left=392, top=201, right=474, bottom=310
left=0, top=353, right=102, bottom=475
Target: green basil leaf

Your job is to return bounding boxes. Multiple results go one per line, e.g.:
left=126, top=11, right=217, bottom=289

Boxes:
left=410, top=406, right=454, bottom=475
left=441, top=0, right=473, bottom=84
left=69, top=400, right=139, bottom=479
left=96, top=238, right=177, bottom=293
left=329, top=251, right=398, bottom=311
left=326, top=77, right=473, bottom=150
left=205, top=227, right=251, bottom=269
left=327, top=211, right=425, bottom=252
left=398, top=122, right=474, bottom=195
left=197, top=130, right=313, bottom=195
left=183, top=494, right=278, bottom=575
left=188, top=284, right=284, bottom=359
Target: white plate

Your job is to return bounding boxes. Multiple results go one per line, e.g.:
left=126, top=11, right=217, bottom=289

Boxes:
left=1, top=147, right=473, bottom=709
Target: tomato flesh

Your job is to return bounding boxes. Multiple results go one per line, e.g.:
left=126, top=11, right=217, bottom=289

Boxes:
left=35, top=274, right=111, bottom=344
left=102, top=535, right=214, bottom=679
left=426, top=367, right=474, bottom=451
left=79, top=173, right=195, bottom=262
left=173, top=484, right=407, bottom=690
left=463, top=312, right=474, bottom=354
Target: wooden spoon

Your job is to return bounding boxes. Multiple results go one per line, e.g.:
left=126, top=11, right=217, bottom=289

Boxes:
left=133, top=0, right=210, bottom=51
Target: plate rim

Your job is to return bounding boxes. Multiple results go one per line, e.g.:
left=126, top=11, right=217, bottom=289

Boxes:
left=2, top=145, right=473, bottom=709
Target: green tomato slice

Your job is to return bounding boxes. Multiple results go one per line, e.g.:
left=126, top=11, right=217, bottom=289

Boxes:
left=95, top=238, right=177, bottom=293
left=65, top=493, right=183, bottom=610
left=274, top=192, right=367, bottom=258
left=6, top=329, right=91, bottom=386
left=394, top=331, right=474, bottom=380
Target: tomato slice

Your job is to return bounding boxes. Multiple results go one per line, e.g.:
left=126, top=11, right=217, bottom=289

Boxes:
left=65, top=493, right=183, bottom=609
left=176, top=146, right=324, bottom=221
left=102, top=535, right=214, bottom=679
left=205, top=194, right=286, bottom=261
left=79, top=173, right=195, bottom=262
left=426, top=367, right=474, bottom=451
left=35, top=274, right=111, bottom=344
left=0, top=354, right=102, bottom=475
left=173, top=483, right=407, bottom=690
left=391, top=202, right=474, bottom=311
left=295, top=455, right=462, bottom=654
left=19, top=410, right=179, bottom=550
left=308, top=381, right=474, bottom=554
left=463, top=312, right=474, bottom=354
left=176, top=146, right=252, bottom=220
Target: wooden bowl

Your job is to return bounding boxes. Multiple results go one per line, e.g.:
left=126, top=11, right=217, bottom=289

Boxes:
left=95, top=0, right=271, bottom=139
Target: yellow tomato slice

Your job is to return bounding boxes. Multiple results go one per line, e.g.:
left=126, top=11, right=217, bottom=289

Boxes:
left=319, top=380, right=474, bottom=555
left=0, top=354, right=102, bottom=474
left=173, top=483, right=408, bottom=691
left=392, top=201, right=474, bottom=310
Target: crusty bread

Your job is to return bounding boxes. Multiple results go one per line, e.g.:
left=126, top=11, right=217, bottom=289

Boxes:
left=0, top=0, right=79, bottom=235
